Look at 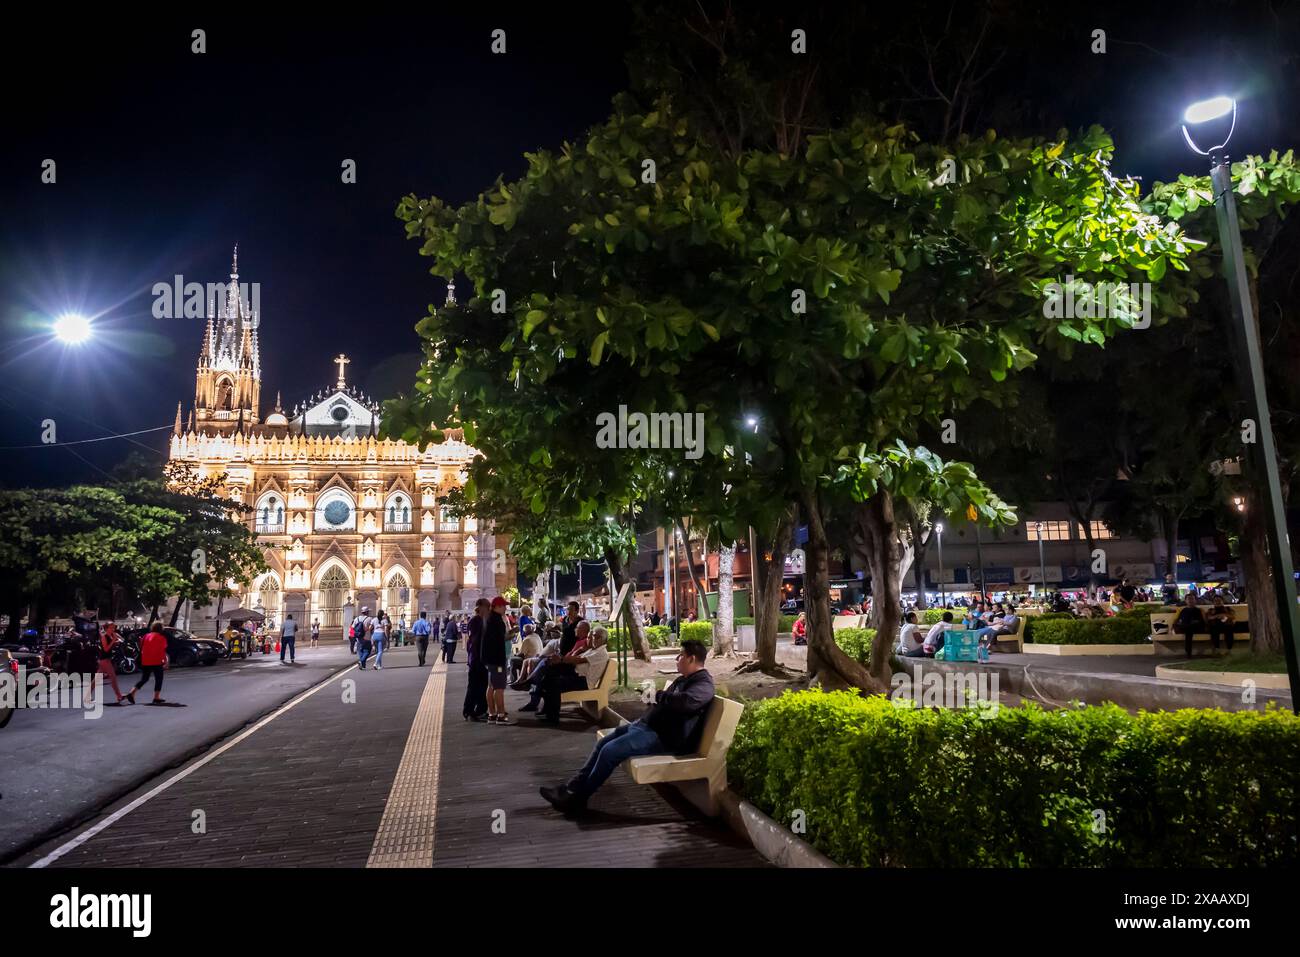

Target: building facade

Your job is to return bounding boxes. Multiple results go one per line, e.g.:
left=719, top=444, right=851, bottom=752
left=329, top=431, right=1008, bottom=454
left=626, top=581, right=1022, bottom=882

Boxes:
left=168, top=249, right=514, bottom=635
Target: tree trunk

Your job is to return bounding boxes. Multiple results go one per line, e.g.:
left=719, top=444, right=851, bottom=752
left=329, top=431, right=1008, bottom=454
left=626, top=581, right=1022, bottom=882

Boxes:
left=858, top=492, right=902, bottom=692
left=169, top=597, right=183, bottom=627
left=1162, top=511, right=1180, bottom=584
left=715, top=542, right=736, bottom=656
left=213, top=593, right=225, bottom=640
left=604, top=547, right=651, bottom=660
left=675, top=519, right=707, bottom=619
left=908, top=516, right=931, bottom=609
left=4, top=602, right=23, bottom=642
left=803, top=490, right=880, bottom=693
left=752, top=506, right=795, bottom=671
left=1240, top=495, right=1283, bottom=654
left=148, top=601, right=161, bottom=626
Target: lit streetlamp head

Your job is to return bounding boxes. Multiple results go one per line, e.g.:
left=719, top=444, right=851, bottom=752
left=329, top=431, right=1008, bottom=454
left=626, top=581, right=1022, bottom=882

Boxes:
left=52, top=313, right=92, bottom=345
left=935, top=522, right=944, bottom=535
left=1181, top=96, right=1237, bottom=158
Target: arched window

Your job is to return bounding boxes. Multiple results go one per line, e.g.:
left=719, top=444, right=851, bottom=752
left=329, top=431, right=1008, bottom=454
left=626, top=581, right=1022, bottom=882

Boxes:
left=217, top=378, right=234, bottom=411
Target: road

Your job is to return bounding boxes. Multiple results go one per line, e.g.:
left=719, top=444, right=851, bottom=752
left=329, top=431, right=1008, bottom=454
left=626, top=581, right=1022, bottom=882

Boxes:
left=0, top=641, right=359, bottom=863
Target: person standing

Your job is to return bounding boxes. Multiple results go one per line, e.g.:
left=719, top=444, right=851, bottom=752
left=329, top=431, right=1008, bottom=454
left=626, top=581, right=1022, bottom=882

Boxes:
left=356, top=607, right=374, bottom=670
left=125, top=621, right=169, bottom=705
left=442, top=614, right=459, bottom=663
left=463, top=599, right=490, bottom=721
left=484, top=596, right=511, bottom=724
left=280, top=614, right=298, bottom=664
left=310, top=619, right=320, bottom=648
left=412, top=611, right=432, bottom=666
left=94, top=622, right=125, bottom=705
left=560, top=601, right=584, bottom=655
left=373, top=611, right=389, bottom=670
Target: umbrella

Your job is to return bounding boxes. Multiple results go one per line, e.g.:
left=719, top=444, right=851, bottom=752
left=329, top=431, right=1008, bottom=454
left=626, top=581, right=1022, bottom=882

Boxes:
left=219, top=607, right=266, bottom=622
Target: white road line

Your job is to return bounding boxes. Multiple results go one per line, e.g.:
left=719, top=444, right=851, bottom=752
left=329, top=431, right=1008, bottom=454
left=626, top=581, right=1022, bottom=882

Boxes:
left=29, top=662, right=360, bottom=868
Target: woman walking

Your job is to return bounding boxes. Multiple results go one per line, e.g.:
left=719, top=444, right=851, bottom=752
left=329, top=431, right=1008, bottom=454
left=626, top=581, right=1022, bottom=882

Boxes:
left=373, top=611, right=389, bottom=670
left=95, top=622, right=125, bottom=705
left=125, top=621, right=169, bottom=705
left=310, top=619, right=320, bottom=648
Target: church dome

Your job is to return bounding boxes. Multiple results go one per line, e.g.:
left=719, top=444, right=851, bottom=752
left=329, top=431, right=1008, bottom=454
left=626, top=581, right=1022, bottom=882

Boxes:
left=265, top=411, right=288, bottom=426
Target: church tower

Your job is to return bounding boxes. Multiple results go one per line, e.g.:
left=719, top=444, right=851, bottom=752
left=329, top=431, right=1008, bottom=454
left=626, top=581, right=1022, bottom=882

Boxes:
left=194, top=245, right=261, bottom=434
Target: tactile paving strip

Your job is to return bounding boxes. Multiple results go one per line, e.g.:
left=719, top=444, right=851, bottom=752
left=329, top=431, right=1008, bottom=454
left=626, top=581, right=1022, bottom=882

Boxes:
left=366, top=663, right=445, bottom=867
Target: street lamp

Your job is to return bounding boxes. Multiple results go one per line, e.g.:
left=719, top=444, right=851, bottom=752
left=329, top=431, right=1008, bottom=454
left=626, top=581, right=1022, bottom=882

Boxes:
left=1036, top=521, right=1048, bottom=599
left=935, top=522, right=945, bottom=607
left=52, top=313, right=93, bottom=345
left=1184, top=96, right=1300, bottom=710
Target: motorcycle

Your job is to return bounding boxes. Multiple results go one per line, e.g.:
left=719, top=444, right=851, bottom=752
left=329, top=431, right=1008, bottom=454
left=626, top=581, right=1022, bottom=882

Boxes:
left=111, top=635, right=140, bottom=674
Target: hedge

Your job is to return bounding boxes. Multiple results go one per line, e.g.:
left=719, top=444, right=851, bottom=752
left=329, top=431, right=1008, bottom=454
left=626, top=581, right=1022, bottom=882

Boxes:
left=832, top=627, right=878, bottom=665
left=678, top=621, right=714, bottom=646
left=1022, top=612, right=1075, bottom=643
left=729, top=691, right=1300, bottom=867
left=645, top=625, right=672, bottom=648
left=1027, top=615, right=1151, bottom=645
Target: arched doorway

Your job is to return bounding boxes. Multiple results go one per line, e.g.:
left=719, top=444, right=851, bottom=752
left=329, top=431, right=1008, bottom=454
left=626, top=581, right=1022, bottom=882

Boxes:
left=254, top=574, right=282, bottom=622
left=317, top=566, right=350, bottom=628
left=384, top=571, right=413, bottom=626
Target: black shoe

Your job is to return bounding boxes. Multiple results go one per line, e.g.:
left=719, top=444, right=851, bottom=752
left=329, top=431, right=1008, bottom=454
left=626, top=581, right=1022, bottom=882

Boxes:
left=518, top=701, right=538, bottom=712
left=540, top=785, right=570, bottom=810
left=540, top=713, right=561, bottom=725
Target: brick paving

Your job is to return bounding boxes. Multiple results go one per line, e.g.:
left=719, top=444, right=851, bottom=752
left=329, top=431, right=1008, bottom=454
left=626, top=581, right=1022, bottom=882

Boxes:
left=26, top=647, right=767, bottom=868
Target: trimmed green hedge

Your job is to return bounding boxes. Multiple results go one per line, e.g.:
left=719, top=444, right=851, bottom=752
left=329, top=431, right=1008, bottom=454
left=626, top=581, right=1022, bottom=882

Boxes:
left=678, top=621, right=714, bottom=646
left=645, top=624, right=672, bottom=648
left=729, top=691, right=1300, bottom=867
left=1027, top=615, right=1151, bottom=645
left=1022, top=612, right=1075, bottom=643
left=920, top=608, right=949, bottom=625
left=832, top=627, right=878, bottom=665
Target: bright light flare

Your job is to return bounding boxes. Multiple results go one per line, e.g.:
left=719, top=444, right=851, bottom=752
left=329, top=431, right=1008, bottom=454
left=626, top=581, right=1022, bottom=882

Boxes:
left=53, top=313, right=93, bottom=344
left=1184, top=96, right=1234, bottom=124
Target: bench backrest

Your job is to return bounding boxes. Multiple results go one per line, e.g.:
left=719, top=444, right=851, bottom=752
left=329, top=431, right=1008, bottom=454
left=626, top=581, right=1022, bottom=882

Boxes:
left=694, top=696, right=744, bottom=759
left=1151, top=604, right=1249, bottom=631
left=832, top=615, right=866, bottom=631
left=593, top=658, right=615, bottom=690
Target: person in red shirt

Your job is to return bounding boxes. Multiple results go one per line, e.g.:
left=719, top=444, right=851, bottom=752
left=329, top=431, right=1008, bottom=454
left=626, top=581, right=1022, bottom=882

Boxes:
left=125, top=621, right=169, bottom=704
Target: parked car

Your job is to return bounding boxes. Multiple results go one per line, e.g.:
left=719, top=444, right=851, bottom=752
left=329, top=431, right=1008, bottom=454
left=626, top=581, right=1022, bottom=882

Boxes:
left=121, top=627, right=224, bottom=667
left=1, top=646, right=51, bottom=729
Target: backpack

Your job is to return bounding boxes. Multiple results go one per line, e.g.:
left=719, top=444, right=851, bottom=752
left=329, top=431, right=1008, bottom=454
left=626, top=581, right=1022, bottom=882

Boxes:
left=349, top=619, right=361, bottom=640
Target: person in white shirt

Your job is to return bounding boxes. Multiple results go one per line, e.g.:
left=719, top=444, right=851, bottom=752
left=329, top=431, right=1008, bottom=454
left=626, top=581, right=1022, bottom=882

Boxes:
left=514, top=624, right=544, bottom=682
left=539, top=626, right=610, bottom=723
left=895, top=612, right=923, bottom=654
left=905, top=612, right=954, bottom=657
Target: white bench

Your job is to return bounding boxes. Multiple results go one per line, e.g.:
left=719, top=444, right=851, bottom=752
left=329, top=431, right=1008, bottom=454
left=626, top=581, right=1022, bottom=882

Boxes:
left=1150, top=604, right=1252, bottom=646
left=560, top=659, right=616, bottom=716
left=596, top=695, right=743, bottom=815
left=832, top=615, right=868, bottom=631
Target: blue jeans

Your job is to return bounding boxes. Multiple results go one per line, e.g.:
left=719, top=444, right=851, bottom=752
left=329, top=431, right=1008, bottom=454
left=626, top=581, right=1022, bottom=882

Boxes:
left=358, top=643, right=371, bottom=667
left=280, top=635, right=295, bottom=661
left=374, top=636, right=386, bottom=667
left=571, top=719, right=666, bottom=797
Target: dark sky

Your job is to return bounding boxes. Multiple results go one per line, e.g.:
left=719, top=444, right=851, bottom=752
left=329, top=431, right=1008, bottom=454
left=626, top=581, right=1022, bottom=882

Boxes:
left=2, top=3, right=1296, bottom=488
left=0, top=10, right=632, bottom=485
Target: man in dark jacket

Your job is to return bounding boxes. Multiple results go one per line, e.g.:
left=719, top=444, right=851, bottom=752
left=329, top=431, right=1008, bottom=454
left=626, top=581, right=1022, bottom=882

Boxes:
left=462, top=600, right=490, bottom=721
left=559, top=601, right=584, bottom=655
left=540, top=640, right=715, bottom=814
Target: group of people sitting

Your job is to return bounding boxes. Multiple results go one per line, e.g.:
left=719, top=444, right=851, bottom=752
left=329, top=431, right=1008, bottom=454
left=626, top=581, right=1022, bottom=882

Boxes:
left=453, top=597, right=720, bottom=816
left=897, top=602, right=1021, bottom=657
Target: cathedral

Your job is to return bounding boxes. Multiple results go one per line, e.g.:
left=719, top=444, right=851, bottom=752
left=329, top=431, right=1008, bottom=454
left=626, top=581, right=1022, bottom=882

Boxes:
left=167, top=248, right=514, bottom=635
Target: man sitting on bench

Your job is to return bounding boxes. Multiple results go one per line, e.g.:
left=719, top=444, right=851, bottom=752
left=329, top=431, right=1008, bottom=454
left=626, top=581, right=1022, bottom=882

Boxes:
left=540, top=639, right=715, bottom=815
left=538, top=626, right=611, bottom=724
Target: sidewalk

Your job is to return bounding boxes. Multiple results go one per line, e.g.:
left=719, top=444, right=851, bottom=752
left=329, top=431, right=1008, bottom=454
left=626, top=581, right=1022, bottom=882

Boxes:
left=22, top=648, right=766, bottom=868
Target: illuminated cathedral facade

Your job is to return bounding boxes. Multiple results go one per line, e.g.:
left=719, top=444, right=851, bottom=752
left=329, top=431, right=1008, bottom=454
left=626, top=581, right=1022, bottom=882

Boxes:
left=168, top=248, right=514, bottom=635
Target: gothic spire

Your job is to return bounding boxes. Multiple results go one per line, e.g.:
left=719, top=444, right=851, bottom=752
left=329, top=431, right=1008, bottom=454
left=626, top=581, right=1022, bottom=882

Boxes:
left=444, top=279, right=457, bottom=308
left=173, top=402, right=183, bottom=436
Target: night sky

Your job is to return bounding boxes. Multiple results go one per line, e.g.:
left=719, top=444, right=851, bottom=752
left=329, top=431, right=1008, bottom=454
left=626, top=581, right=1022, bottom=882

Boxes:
left=2, top=4, right=1296, bottom=488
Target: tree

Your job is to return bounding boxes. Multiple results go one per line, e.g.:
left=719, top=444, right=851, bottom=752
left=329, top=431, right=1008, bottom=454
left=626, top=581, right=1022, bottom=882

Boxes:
left=715, top=541, right=736, bottom=656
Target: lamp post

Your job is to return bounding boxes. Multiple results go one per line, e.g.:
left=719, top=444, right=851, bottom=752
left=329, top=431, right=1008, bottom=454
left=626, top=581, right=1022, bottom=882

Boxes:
left=1036, top=521, right=1048, bottom=599
left=936, top=522, right=945, bottom=607
left=1184, top=97, right=1300, bottom=710
left=975, top=522, right=988, bottom=601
